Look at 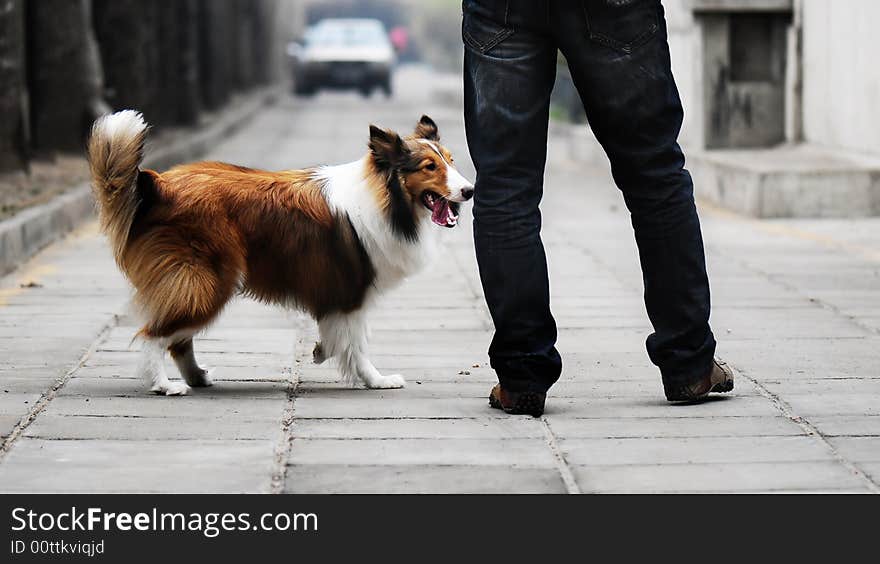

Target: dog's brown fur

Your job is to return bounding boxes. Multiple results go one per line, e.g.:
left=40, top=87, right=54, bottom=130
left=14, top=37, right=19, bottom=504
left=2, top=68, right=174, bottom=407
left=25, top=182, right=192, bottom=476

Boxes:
left=87, top=114, right=452, bottom=344
left=115, top=163, right=379, bottom=339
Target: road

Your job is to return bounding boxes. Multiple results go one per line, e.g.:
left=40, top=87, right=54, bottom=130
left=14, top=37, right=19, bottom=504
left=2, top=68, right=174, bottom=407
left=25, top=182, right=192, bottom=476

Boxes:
left=1, top=66, right=879, bottom=493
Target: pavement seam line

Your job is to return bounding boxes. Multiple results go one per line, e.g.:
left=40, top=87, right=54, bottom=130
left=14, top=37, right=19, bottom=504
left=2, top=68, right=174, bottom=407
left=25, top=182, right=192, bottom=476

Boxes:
left=0, top=315, right=119, bottom=463
left=270, top=313, right=310, bottom=494
left=738, top=367, right=880, bottom=494
left=540, top=418, right=582, bottom=494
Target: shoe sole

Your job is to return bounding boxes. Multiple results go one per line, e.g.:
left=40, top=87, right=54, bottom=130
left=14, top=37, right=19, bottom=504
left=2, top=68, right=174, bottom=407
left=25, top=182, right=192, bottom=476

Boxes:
left=668, top=377, right=735, bottom=403
left=489, top=392, right=544, bottom=417
left=712, top=379, right=735, bottom=394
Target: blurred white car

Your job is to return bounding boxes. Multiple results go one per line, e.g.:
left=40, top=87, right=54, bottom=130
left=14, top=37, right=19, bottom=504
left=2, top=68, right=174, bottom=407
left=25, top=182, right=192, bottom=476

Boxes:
left=289, top=18, right=396, bottom=97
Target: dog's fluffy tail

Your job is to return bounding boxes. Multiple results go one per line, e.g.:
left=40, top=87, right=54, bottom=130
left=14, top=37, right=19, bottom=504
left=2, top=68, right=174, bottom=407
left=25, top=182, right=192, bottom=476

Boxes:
left=87, top=110, right=149, bottom=260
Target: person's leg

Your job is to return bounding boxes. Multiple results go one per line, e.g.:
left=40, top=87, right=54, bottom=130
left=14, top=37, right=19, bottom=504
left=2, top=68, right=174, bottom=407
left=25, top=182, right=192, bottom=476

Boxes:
left=463, top=0, right=561, bottom=394
left=554, top=0, right=716, bottom=393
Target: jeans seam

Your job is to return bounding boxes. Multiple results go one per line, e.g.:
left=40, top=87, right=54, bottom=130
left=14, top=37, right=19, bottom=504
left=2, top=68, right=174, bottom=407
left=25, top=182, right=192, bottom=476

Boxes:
left=463, top=25, right=514, bottom=54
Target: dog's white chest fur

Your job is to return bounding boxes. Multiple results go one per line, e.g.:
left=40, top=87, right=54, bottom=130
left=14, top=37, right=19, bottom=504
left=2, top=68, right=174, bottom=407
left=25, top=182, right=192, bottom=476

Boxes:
left=316, top=158, right=441, bottom=295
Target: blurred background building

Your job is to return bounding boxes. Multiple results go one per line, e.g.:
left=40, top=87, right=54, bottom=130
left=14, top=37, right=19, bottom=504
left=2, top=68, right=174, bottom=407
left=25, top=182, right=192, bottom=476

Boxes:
left=562, top=0, right=880, bottom=218
left=0, top=0, right=877, bottom=218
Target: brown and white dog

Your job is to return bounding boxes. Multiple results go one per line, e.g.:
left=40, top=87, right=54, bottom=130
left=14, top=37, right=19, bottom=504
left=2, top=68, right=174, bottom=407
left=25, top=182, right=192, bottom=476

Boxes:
left=87, top=111, right=473, bottom=395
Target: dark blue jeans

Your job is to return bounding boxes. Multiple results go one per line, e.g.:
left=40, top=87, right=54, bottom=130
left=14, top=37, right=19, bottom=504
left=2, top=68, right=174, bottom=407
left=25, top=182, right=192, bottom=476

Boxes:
left=463, top=0, right=716, bottom=394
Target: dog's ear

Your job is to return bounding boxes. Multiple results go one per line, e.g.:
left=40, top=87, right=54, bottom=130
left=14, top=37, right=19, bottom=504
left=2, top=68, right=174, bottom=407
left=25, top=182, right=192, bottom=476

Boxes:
left=369, top=125, right=409, bottom=170
left=413, top=115, right=440, bottom=142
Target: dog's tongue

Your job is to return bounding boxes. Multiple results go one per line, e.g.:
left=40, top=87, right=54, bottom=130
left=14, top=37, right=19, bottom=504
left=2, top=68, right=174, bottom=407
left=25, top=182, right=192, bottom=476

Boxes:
left=431, top=198, right=451, bottom=227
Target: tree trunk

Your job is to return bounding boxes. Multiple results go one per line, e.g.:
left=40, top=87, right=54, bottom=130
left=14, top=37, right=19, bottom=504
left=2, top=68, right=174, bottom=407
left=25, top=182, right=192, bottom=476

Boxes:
left=198, top=0, right=234, bottom=110
left=0, top=0, right=28, bottom=171
left=251, top=0, right=278, bottom=85
left=171, top=0, right=202, bottom=124
left=233, top=0, right=255, bottom=90
left=93, top=0, right=157, bottom=120
left=27, top=0, right=105, bottom=154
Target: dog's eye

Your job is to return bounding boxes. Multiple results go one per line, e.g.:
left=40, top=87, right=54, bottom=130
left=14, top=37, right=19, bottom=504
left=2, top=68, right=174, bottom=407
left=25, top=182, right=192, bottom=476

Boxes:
left=425, top=162, right=437, bottom=171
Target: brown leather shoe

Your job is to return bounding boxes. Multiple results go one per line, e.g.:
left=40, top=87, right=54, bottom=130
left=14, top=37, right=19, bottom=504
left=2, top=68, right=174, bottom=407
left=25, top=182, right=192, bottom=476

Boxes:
left=489, top=385, right=546, bottom=417
left=666, top=359, right=735, bottom=403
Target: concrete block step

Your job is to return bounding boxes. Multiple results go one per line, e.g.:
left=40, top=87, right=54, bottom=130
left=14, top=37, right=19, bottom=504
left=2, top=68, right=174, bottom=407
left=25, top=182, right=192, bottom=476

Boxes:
left=689, top=144, right=880, bottom=218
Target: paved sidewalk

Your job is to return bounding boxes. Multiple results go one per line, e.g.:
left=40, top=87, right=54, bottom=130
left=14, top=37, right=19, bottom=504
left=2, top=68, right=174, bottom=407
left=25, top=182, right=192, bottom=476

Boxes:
left=1, top=72, right=879, bottom=493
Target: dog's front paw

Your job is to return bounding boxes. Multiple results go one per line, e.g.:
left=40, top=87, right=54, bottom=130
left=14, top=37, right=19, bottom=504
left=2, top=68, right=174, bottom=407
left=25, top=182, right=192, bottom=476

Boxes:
left=151, top=381, right=191, bottom=396
left=368, top=374, right=406, bottom=390
left=184, top=368, right=213, bottom=388
left=312, top=342, right=327, bottom=364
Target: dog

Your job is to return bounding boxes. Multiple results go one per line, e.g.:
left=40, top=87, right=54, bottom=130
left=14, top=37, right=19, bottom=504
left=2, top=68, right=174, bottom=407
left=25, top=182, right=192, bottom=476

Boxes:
left=87, top=111, right=473, bottom=395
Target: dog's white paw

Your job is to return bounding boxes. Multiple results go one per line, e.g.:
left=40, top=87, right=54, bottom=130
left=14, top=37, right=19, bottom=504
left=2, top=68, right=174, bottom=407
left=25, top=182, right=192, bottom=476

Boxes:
left=185, top=367, right=213, bottom=388
left=151, top=381, right=191, bottom=396
left=368, top=374, right=406, bottom=390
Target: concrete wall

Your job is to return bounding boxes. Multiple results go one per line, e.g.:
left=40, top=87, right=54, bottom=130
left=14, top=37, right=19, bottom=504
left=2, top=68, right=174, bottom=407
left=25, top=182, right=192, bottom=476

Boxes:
left=801, top=0, right=880, bottom=156
left=665, top=0, right=704, bottom=148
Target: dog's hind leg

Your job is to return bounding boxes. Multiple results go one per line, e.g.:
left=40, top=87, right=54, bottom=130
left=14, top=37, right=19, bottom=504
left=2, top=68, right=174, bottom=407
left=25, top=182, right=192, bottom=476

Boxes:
left=318, top=312, right=405, bottom=389
left=169, top=337, right=213, bottom=388
left=127, top=230, right=242, bottom=395
left=139, top=338, right=190, bottom=396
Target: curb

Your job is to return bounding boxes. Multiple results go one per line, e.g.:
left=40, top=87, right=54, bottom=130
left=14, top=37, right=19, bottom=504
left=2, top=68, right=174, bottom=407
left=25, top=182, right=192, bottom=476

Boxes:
left=0, top=87, right=281, bottom=277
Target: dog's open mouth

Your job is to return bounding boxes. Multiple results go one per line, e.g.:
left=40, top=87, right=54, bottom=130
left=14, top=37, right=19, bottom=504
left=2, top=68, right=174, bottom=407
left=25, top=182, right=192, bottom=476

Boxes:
left=421, top=191, right=460, bottom=228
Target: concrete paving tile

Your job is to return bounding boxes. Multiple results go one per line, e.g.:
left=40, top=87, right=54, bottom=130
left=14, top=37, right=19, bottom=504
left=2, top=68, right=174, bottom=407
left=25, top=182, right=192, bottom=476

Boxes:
left=299, top=378, right=490, bottom=394
left=560, top=436, right=834, bottom=466
left=368, top=318, right=487, bottom=331
left=809, top=415, right=880, bottom=437
left=287, top=438, right=556, bottom=467
left=99, top=337, right=293, bottom=355
left=0, top=439, right=274, bottom=493
left=325, top=354, right=491, bottom=369
left=83, top=350, right=288, bottom=368
left=783, top=394, right=880, bottom=417
left=828, top=437, right=880, bottom=463
left=293, top=396, right=501, bottom=419
left=721, top=338, right=880, bottom=380
left=284, top=465, right=567, bottom=494
left=24, top=414, right=281, bottom=440
left=555, top=316, right=652, bottom=330
left=48, top=396, right=282, bottom=418
left=547, top=416, right=804, bottom=439
left=0, top=392, right=42, bottom=413
left=0, top=325, right=105, bottom=338
left=0, top=375, right=60, bottom=394
left=573, top=461, right=869, bottom=493
left=763, top=379, right=880, bottom=395
left=546, top=395, right=780, bottom=418
left=552, top=377, right=760, bottom=398
left=353, top=341, right=491, bottom=357
left=292, top=417, right=544, bottom=440
left=73, top=364, right=290, bottom=382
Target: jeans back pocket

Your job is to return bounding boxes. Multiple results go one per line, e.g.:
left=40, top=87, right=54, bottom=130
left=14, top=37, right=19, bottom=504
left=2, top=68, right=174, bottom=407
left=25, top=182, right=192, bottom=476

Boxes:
left=462, top=1, right=514, bottom=55
left=582, top=0, right=660, bottom=54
